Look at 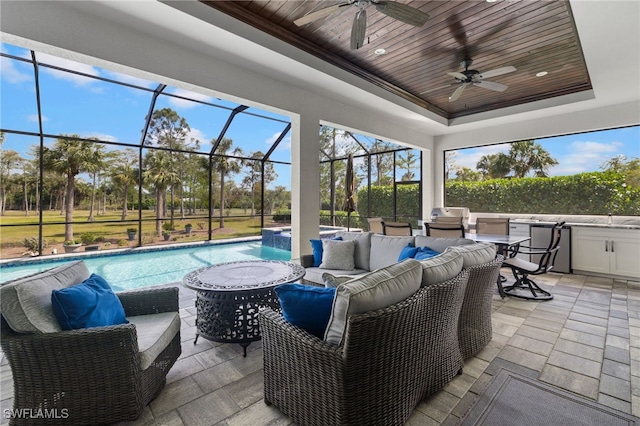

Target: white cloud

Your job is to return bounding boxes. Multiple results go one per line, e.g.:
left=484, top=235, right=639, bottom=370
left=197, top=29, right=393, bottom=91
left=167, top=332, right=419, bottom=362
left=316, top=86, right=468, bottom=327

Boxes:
left=101, top=69, right=156, bottom=89
left=27, top=114, right=47, bottom=122
left=551, top=140, right=623, bottom=175
left=0, top=56, right=32, bottom=84
left=265, top=131, right=291, bottom=152
left=186, top=128, right=208, bottom=149
left=453, top=143, right=509, bottom=170
left=35, top=52, right=100, bottom=86
left=82, top=133, right=118, bottom=143
left=167, top=88, right=213, bottom=109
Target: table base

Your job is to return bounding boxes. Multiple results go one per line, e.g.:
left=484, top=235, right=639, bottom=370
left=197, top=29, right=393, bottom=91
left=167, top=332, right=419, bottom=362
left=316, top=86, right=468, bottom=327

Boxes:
left=194, top=288, right=281, bottom=356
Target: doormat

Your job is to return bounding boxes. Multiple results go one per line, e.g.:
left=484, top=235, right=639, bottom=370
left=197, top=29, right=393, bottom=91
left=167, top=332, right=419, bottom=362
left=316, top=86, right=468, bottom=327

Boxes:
left=459, top=369, right=639, bottom=425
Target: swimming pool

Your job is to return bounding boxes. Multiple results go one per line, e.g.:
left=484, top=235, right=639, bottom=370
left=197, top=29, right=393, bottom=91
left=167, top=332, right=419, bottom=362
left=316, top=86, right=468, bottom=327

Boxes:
left=0, top=241, right=291, bottom=291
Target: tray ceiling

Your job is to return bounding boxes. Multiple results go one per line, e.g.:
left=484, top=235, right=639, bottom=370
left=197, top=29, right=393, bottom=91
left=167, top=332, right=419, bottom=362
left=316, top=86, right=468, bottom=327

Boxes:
left=201, top=0, right=591, bottom=120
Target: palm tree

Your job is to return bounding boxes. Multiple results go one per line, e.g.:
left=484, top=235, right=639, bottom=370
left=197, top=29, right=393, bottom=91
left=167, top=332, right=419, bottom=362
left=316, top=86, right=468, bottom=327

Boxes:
left=0, top=144, right=22, bottom=216
left=211, top=138, right=243, bottom=228
left=85, top=142, right=109, bottom=221
left=42, top=135, right=96, bottom=241
left=143, top=150, right=177, bottom=235
left=242, top=151, right=277, bottom=217
left=509, top=140, right=558, bottom=178
left=111, top=149, right=138, bottom=221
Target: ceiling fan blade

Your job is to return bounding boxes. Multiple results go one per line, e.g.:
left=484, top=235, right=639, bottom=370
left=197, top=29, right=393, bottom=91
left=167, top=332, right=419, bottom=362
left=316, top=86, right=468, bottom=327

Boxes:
left=479, top=66, right=516, bottom=79
left=474, top=80, right=508, bottom=92
left=351, top=9, right=367, bottom=50
left=449, top=84, right=467, bottom=102
left=447, top=71, right=467, bottom=80
left=374, top=1, right=429, bottom=27
left=294, top=4, right=345, bottom=26
left=420, top=83, right=455, bottom=95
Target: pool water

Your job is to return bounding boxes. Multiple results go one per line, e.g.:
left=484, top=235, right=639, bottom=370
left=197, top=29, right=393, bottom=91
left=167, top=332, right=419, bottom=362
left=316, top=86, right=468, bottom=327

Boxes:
left=0, top=242, right=291, bottom=291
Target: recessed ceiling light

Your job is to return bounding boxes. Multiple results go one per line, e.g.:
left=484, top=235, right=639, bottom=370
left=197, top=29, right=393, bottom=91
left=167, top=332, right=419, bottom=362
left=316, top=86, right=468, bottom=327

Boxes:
left=374, top=48, right=386, bottom=55
left=486, top=0, right=497, bottom=3
left=536, top=71, right=548, bottom=77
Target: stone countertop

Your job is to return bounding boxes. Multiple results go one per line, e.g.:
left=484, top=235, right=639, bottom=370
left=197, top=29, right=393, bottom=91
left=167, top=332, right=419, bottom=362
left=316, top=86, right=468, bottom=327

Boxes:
left=469, top=213, right=640, bottom=230
left=565, top=223, right=640, bottom=230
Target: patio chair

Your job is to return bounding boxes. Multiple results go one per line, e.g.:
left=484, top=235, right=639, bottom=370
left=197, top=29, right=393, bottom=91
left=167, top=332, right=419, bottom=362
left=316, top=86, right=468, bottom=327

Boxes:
left=367, top=217, right=384, bottom=233
left=501, top=222, right=564, bottom=301
left=382, top=221, right=413, bottom=236
left=0, top=261, right=182, bottom=425
left=475, top=217, right=510, bottom=235
left=434, top=216, right=463, bottom=224
left=424, top=222, right=465, bottom=238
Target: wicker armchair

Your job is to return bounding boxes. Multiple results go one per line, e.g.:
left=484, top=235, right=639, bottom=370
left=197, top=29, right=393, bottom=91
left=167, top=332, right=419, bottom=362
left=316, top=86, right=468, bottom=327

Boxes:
left=458, top=255, right=504, bottom=360
left=261, top=270, right=469, bottom=426
left=1, top=286, right=181, bottom=425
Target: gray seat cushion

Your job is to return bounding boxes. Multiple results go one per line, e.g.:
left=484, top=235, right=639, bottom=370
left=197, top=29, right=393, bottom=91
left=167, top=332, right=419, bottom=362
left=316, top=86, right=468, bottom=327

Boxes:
left=127, top=311, right=181, bottom=370
left=304, top=267, right=368, bottom=286
left=0, top=261, right=90, bottom=333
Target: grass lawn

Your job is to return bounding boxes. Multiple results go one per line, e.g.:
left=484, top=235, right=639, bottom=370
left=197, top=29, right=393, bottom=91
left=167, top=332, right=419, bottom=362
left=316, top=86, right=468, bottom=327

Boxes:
left=0, top=209, right=283, bottom=259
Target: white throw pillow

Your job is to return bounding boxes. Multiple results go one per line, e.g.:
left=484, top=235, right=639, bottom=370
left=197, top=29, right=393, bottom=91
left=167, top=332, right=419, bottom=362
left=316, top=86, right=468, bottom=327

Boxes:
left=324, top=259, right=423, bottom=345
left=319, top=239, right=356, bottom=270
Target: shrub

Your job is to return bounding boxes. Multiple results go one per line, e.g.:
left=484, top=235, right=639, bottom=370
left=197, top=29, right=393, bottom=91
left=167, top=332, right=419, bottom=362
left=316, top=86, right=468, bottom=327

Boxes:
left=22, top=237, right=48, bottom=252
left=80, top=232, right=97, bottom=245
left=117, top=239, right=129, bottom=247
left=162, top=222, right=173, bottom=232
left=273, top=210, right=291, bottom=223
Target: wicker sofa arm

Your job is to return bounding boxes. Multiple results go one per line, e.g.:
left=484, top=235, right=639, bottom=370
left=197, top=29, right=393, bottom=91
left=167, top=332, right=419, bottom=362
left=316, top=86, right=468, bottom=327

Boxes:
left=300, top=254, right=315, bottom=268
left=117, top=286, right=179, bottom=317
left=260, top=308, right=342, bottom=356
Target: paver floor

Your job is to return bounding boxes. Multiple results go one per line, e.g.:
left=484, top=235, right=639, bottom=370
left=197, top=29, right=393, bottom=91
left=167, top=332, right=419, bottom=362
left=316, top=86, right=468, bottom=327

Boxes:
left=1, top=270, right=638, bottom=425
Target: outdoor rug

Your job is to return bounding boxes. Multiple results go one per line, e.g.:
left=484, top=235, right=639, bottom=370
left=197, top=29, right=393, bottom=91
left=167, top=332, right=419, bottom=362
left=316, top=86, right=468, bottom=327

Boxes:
left=459, top=369, right=639, bottom=425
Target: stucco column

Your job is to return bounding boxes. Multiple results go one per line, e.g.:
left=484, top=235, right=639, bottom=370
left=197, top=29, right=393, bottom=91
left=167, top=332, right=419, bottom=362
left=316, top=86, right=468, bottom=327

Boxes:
left=290, top=112, right=320, bottom=262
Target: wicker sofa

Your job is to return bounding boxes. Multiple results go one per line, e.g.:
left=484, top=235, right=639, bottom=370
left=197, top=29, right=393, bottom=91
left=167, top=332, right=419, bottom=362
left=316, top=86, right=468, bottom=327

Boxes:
left=260, top=234, right=503, bottom=425
left=0, top=261, right=181, bottom=425
left=301, top=231, right=475, bottom=285
left=261, top=260, right=470, bottom=426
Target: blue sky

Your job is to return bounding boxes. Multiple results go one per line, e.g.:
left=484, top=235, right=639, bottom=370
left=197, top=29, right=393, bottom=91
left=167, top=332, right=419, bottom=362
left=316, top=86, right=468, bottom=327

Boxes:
left=1, top=42, right=294, bottom=188
left=450, top=126, right=639, bottom=177
left=2, top=41, right=639, bottom=187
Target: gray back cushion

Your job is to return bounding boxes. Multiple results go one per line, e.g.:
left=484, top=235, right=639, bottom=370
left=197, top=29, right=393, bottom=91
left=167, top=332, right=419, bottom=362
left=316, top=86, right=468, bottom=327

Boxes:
left=0, top=261, right=90, bottom=333
left=447, top=242, right=497, bottom=267
left=414, top=236, right=475, bottom=253
left=369, top=234, right=416, bottom=271
left=336, top=231, right=372, bottom=270
left=324, top=259, right=422, bottom=345
left=418, top=250, right=463, bottom=287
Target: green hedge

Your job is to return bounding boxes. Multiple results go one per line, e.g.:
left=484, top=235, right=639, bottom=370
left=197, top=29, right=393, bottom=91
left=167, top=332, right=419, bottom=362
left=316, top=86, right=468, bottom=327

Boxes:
left=445, top=171, right=639, bottom=215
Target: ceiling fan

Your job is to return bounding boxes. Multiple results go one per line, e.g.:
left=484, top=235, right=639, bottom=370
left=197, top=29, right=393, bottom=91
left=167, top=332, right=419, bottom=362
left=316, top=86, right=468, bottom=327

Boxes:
left=422, top=58, right=516, bottom=102
left=294, top=1, right=430, bottom=50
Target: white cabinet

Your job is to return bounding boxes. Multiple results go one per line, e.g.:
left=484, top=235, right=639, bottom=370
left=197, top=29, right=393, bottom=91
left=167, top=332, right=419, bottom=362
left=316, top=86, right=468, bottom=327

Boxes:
left=572, top=227, right=640, bottom=278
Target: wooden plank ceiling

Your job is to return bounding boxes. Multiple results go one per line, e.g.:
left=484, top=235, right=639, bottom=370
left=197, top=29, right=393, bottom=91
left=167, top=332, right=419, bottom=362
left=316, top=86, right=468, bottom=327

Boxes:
left=201, top=0, right=591, bottom=120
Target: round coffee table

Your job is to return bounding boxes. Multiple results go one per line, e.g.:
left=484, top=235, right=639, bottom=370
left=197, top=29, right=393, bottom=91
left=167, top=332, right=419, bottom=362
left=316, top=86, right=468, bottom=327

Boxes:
left=182, top=260, right=305, bottom=356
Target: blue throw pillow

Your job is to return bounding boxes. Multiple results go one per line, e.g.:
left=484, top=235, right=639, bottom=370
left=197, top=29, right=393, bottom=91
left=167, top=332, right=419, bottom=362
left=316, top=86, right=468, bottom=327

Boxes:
left=51, top=273, right=128, bottom=330
left=310, top=239, right=324, bottom=267
left=275, top=283, right=336, bottom=338
left=310, top=236, right=342, bottom=267
left=414, top=247, right=441, bottom=261
left=398, top=243, right=419, bottom=261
